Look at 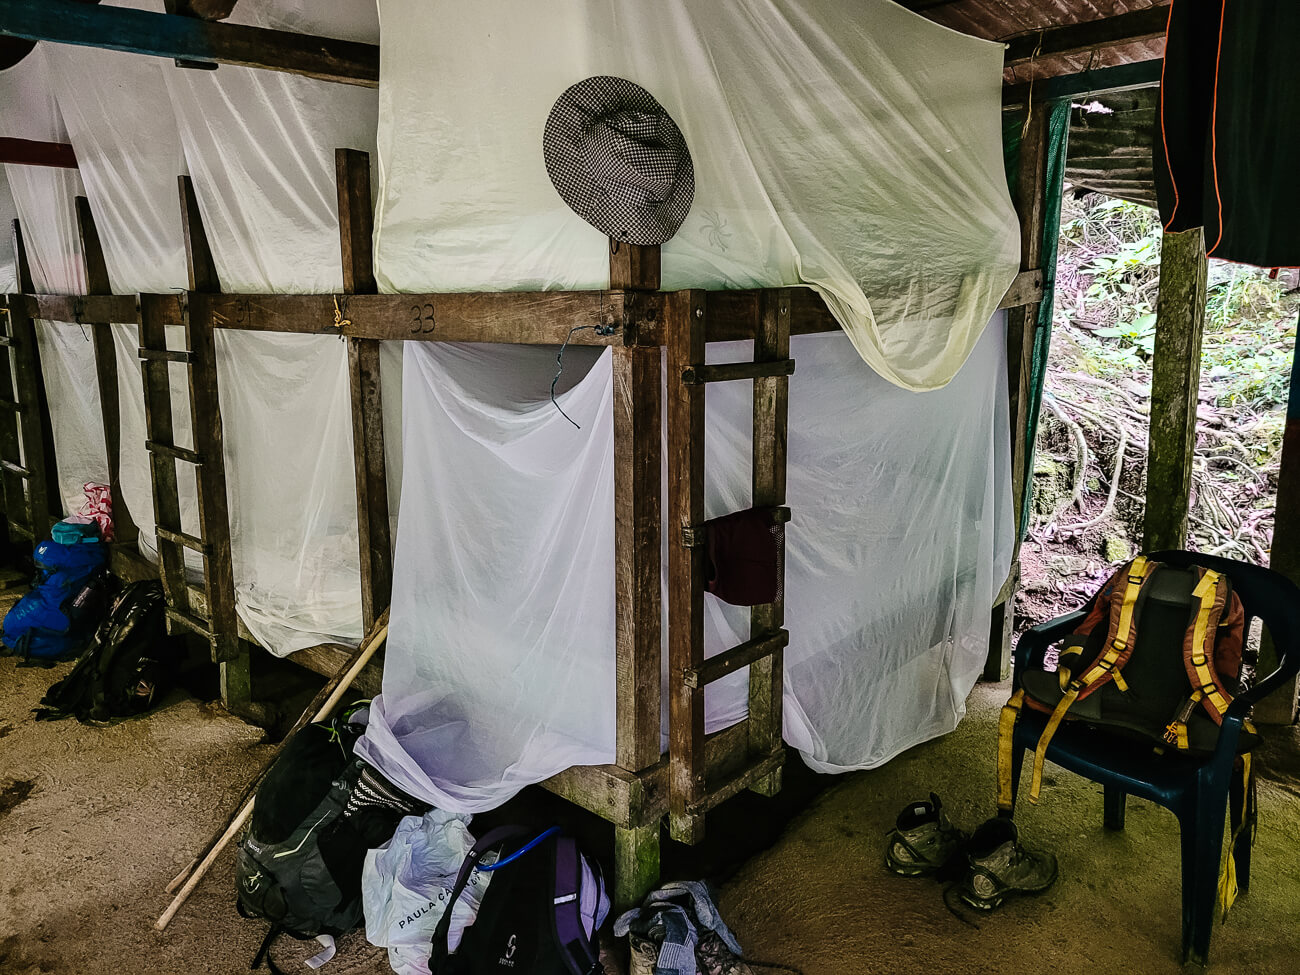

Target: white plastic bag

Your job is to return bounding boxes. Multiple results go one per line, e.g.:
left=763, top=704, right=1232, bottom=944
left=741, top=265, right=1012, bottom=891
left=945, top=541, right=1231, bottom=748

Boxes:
left=362, top=809, right=490, bottom=975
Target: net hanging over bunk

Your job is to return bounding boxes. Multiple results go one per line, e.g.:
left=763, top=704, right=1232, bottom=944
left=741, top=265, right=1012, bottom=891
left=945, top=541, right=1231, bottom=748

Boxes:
left=373, top=0, right=1019, bottom=392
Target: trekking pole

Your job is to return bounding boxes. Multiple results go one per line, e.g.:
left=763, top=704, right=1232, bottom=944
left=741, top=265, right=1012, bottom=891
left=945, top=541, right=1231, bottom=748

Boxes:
left=154, top=610, right=390, bottom=932
left=163, top=607, right=391, bottom=894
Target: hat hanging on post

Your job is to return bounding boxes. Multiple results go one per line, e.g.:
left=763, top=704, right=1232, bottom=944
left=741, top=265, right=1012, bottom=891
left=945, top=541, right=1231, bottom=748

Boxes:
left=543, top=75, right=695, bottom=246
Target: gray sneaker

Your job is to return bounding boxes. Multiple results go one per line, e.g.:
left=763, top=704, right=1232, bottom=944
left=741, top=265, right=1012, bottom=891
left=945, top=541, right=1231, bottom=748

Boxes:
left=885, top=793, right=969, bottom=877
left=958, top=816, right=1058, bottom=911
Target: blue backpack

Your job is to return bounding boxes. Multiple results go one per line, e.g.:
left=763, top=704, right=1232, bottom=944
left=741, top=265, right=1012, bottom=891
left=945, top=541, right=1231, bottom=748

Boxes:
left=2, top=531, right=111, bottom=664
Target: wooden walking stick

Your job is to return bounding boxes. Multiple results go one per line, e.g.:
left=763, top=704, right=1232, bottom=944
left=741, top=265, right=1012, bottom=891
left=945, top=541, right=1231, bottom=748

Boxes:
left=155, top=609, right=390, bottom=932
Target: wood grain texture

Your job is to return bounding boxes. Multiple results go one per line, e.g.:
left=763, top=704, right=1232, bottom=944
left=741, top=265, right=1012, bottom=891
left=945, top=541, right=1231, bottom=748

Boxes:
left=179, top=176, right=219, bottom=294
left=76, top=196, right=138, bottom=544
left=24, top=293, right=143, bottom=324
left=608, top=241, right=660, bottom=291
left=665, top=290, right=707, bottom=844
left=0, top=136, right=77, bottom=169
left=336, top=148, right=391, bottom=631
left=1004, top=6, right=1170, bottom=68
left=612, top=345, right=662, bottom=772
left=1143, top=227, right=1207, bottom=553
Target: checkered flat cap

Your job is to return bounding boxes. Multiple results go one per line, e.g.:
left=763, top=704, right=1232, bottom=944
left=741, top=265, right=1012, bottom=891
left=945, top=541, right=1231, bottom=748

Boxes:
left=543, top=76, right=695, bottom=246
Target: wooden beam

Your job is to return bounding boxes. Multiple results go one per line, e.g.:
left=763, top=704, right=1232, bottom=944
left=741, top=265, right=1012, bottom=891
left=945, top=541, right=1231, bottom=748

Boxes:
left=0, top=0, right=378, bottom=88
left=24, top=293, right=143, bottom=324
left=179, top=176, right=219, bottom=293
left=1143, top=227, right=1207, bottom=553
left=335, top=148, right=390, bottom=633
left=74, top=196, right=137, bottom=545
left=12, top=219, right=33, bottom=295
left=0, top=137, right=77, bottom=170
left=666, top=289, right=707, bottom=845
left=1004, top=7, right=1170, bottom=70
left=1003, top=59, right=1164, bottom=110
left=1256, top=315, right=1300, bottom=724
left=985, top=106, right=1050, bottom=683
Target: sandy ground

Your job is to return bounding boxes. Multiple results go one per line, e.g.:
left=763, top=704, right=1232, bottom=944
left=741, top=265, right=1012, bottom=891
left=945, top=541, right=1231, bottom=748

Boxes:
left=2, top=641, right=1299, bottom=974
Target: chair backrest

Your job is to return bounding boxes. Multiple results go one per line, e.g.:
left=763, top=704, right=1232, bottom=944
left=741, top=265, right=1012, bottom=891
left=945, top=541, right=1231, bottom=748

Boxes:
left=1147, top=550, right=1300, bottom=684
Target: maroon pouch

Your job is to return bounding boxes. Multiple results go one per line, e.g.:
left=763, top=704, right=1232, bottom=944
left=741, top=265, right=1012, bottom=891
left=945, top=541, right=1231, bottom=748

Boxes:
left=703, top=507, right=785, bottom=607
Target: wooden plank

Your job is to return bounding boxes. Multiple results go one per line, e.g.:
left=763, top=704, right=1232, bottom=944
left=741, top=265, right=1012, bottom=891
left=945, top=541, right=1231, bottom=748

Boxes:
left=336, top=148, right=390, bottom=632
left=8, top=309, right=58, bottom=536
left=690, top=749, right=785, bottom=816
left=613, top=823, right=660, bottom=915
left=12, top=219, right=33, bottom=295
left=0, top=0, right=379, bottom=87
left=612, top=344, right=662, bottom=772
left=26, top=294, right=143, bottom=325
left=146, top=439, right=203, bottom=464
left=138, top=293, right=190, bottom=619
left=1142, top=227, right=1207, bottom=553
left=76, top=196, right=138, bottom=545
left=666, top=289, right=707, bottom=845
left=1003, top=60, right=1163, bottom=111
left=0, top=298, right=26, bottom=541
left=608, top=241, right=660, bottom=292
left=681, top=359, right=794, bottom=386
left=988, top=107, right=1049, bottom=683
left=179, top=176, right=219, bottom=293
left=206, top=291, right=626, bottom=344
left=748, top=289, right=791, bottom=797
left=1257, top=317, right=1300, bottom=724
left=1004, top=8, right=1171, bottom=70
left=686, top=629, right=787, bottom=690
left=184, top=293, right=239, bottom=662
left=1001, top=268, right=1045, bottom=310
left=0, top=136, right=77, bottom=169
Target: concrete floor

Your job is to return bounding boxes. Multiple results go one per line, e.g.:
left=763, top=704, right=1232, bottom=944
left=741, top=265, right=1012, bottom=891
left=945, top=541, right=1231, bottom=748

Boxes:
left=2, top=646, right=1298, bottom=974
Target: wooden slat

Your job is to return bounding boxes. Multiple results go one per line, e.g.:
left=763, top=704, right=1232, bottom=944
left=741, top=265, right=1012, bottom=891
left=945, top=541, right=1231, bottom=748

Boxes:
left=1003, top=8, right=1171, bottom=70
left=666, top=289, right=707, bottom=845
left=8, top=294, right=58, bottom=537
left=184, top=292, right=239, bottom=662
left=165, top=607, right=212, bottom=638
left=748, top=289, right=791, bottom=794
left=12, top=219, right=33, bottom=295
left=1003, top=59, right=1163, bottom=111
left=145, top=439, right=203, bottom=465
left=179, top=176, right=219, bottom=293
left=138, top=348, right=193, bottom=363
left=687, top=749, right=786, bottom=817
left=0, top=0, right=379, bottom=87
left=0, top=136, right=77, bottom=169
left=76, top=196, right=138, bottom=545
left=0, top=301, right=24, bottom=540
left=1142, top=227, right=1207, bottom=553
left=986, top=106, right=1050, bottom=683
left=685, top=629, right=788, bottom=690
left=26, top=293, right=143, bottom=324
left=609, top=241, right=661, bottom=292
left=613, top=343, right=662, bottom=772
left=138, top=293, right=190, bottom=619
left=155, top=525, right=211, bottom=555
left=204, top=291, right=626, bottom=344
left=0, top=459, right=30, bottom=477
left=681, top=359, right=795, bottom=386
left=336, top=148, right=390, bottom=633
left=1000, top=268, right=1045, bottom=310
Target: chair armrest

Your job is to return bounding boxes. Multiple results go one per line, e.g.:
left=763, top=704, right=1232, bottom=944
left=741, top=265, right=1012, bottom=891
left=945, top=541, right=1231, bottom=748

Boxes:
left=1011, top=609, right=1089, bottom=687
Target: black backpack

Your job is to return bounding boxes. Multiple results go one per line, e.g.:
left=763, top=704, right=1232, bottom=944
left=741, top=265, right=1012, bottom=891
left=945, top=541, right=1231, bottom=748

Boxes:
left=430, top=826, right=606, bottom=975
left=236, top=714, right=428, bottom=973
left=33, top=580, right=176, bottom=722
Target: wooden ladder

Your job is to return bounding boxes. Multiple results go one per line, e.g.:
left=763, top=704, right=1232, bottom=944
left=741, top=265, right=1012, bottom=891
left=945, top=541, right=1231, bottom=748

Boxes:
left=137, top=178, right=238, bottom=666
left=666, top=289, right=794, bottom=843
left=0, top=219, right=59, bottom=548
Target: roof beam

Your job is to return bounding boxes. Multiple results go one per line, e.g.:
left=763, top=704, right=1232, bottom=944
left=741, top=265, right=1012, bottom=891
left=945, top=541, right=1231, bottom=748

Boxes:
left=0, top=0, right=378, bottom=87
left=1003, top=59, right=1164, bottom=111
left=1005, top=6, right=1170, bottom=69
left=0, top=137, right=77, bottom=169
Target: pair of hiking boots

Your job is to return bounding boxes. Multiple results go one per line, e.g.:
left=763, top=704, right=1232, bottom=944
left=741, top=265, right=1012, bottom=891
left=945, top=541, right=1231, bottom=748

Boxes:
left=884, top=793, right=1057, bottom=910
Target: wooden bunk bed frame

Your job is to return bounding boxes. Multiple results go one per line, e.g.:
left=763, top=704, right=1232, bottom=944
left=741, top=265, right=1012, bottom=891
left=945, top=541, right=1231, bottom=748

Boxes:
left=0, top=136, right=1046, bottom=908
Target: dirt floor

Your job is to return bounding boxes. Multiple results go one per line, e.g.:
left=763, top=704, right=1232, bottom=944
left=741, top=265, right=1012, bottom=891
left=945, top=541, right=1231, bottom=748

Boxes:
left=3, top=645, right=1299, bottom=974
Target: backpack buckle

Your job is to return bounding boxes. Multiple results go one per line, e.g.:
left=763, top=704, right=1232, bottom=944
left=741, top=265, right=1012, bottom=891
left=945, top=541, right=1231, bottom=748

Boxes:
left=1110, top=639, right=1127, bottom=652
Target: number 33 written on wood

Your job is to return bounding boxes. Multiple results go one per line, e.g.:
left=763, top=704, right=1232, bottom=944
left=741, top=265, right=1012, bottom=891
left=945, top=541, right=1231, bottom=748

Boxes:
left=410, top=303, right=436, bottom=334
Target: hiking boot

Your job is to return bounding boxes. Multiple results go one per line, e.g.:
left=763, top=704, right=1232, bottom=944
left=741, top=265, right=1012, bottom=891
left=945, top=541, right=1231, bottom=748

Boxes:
left=958, top=816, right=1058, bottom=911
left=884, top=793, right=969, bottom=877
left=696, top=930, right=755, bottom=975
left=627, top=933, right=657, bottom=975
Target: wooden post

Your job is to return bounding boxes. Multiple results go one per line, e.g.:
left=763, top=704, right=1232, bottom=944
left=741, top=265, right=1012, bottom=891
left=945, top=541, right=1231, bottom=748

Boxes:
left=985, top=108, right=1049, bottom=682
left=1256, top=315, right=1300, bottom=724
left=666, top=289, right=707, bottom=845
left=335, top=147, right=391, bottom=633
left=748, top=290, right=790, bottom=795
left=1142, top=227, right=1207, bottom=553
left=75, top=196, right=137, bottom=545
left=610, top=240, right=662, bottom=908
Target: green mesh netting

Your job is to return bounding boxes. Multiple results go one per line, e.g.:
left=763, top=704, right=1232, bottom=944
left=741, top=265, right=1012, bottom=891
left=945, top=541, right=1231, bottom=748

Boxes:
left=1003, top=99, right=1070, bottom=538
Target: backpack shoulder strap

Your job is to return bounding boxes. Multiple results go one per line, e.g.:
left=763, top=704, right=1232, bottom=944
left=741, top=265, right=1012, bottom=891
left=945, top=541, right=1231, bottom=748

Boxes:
left=1184, top=567, right=1234, bottom=724
left=429, top=825, right=536, bottom=973
left=551, top=835, right=602, bottom=975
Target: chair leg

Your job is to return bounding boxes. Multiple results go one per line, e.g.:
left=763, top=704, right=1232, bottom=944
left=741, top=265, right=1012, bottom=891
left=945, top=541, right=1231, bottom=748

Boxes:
left=1179, top=789, right=1231, bottom=967
left=1103, top=785, right=1126, bottom=831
